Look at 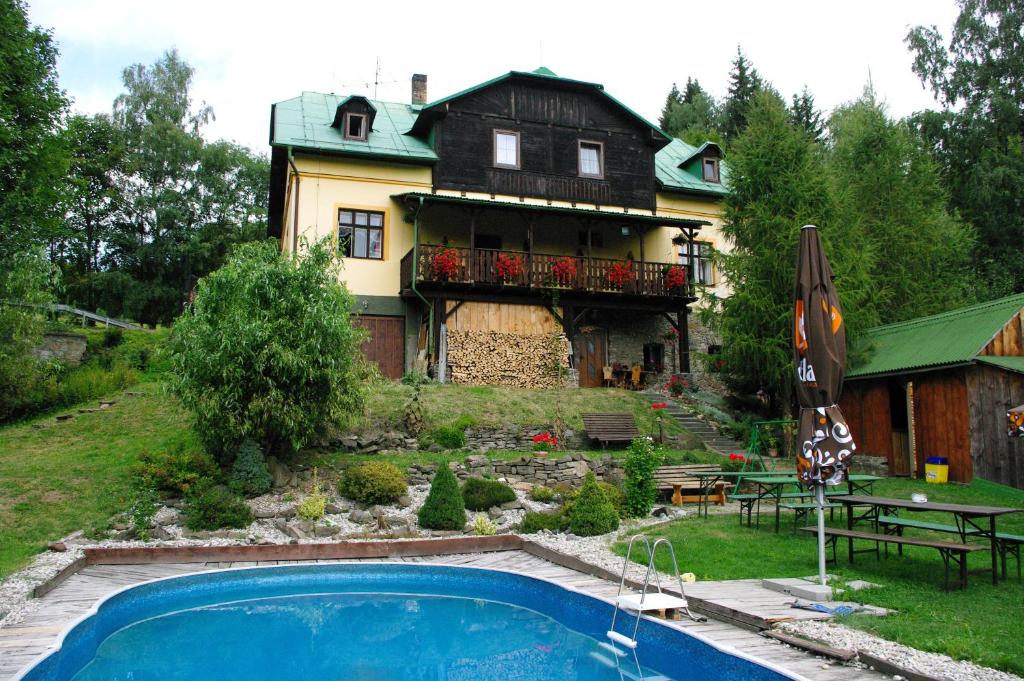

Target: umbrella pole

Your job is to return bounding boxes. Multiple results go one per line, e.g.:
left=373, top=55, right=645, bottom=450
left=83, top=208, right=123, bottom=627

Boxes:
left=815, top=485, right=827, bottom=587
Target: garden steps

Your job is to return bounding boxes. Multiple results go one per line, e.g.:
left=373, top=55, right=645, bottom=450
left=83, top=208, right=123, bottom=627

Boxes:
left=645, top=392, right=747, bottom=456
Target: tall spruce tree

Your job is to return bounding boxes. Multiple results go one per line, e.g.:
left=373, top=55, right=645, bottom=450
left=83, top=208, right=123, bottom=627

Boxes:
left=907, top=0, right=1024, bottom=295
left=660, top=78, right=723, bottom=145
left=827, top=92, right=976, bottom=322
left=789, top=86, right=825, bottom=141
left=706, top=91, right=875, bottom=414
left=721, top=47, right=764, bottom=142
left=658, top=82, right=683, bottom=132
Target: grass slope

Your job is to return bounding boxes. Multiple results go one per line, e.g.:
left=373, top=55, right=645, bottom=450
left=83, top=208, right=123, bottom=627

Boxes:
left=616, top=477, right=1024, bottom=675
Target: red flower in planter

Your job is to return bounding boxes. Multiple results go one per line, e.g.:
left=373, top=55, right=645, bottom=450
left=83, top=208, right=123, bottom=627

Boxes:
left=728, top=453, right=747, bottom=462
left=551, top=257, right=577, bottom=286
left=607, top=260, right=635, bottom=287
left=664, top=265, right=687, bottom=290
left=651, top=402, right=668, bottom=410
left=495, top=252, right=524, bottom=281
left=431, top=248, right=461, bottom=280
left=532, top=431, right=558, bottom=451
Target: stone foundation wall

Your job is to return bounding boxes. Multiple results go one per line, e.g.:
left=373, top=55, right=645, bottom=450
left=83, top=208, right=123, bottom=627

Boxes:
left=407, top=453, right=623, bottom=487
left=465, top=426, right=586, bottom=452
left=34, top=332, right=87, bottom=366
left=851, top=455, right=889, bottom=477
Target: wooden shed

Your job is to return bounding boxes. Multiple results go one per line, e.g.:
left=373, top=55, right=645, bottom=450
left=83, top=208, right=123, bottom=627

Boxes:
left=840, top=293, right=1024, bottom=488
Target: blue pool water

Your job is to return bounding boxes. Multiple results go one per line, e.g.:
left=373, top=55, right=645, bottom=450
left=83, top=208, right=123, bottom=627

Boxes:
left=19, top=564, right=797, bottom=681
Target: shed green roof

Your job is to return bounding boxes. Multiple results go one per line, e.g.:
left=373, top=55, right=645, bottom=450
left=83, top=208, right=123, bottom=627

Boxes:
left=656, top=139, right=729, bottom=196
left=975, top=356, right=1024, bottom=375
left=846, top=293, right=1024, bottom=379
left=271, top=92, right=437, bottom=163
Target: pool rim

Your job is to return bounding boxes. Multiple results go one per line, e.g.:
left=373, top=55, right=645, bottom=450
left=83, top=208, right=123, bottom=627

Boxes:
left=13, top=561, right=812, bottom=681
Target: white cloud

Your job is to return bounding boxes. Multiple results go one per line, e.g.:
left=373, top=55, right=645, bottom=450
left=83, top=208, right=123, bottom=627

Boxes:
left=29, top=0, right=959, bottom=152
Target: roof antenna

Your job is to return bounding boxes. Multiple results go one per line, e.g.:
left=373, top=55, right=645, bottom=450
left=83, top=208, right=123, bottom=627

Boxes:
left=374, top=57, right=381, bottom=99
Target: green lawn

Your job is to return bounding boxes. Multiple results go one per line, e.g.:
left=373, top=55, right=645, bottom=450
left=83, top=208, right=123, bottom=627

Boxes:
left=616, top=477, right=1024, bottom=675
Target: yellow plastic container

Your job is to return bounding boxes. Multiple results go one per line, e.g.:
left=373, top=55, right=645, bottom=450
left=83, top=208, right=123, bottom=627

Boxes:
left=925, top=457, right=949, bottom=484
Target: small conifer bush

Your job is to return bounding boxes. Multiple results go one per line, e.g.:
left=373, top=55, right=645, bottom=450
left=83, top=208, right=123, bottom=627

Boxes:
left=339, top=461, right=407, bottom=504
left=183, top=482, right=254, bottom=531
left=461, top=477, right=516, bottom=511
left=417, top=466, right=466, bottom=530
left=229, top=439, right=273, bottom=497
left=569, top=473, right=620, bottom=536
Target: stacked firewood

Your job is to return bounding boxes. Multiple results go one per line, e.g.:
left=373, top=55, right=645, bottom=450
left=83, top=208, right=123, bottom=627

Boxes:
left=446, top=330, right=571, bottom=388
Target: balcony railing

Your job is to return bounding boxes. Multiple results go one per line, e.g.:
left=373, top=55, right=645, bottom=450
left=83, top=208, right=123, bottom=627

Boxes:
left=400, top=245, right=691, bottom=299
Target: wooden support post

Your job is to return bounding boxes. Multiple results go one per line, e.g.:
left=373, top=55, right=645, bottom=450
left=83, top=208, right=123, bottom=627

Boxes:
left=686, top=228, right=696, bottom=296
left=469, top=211, right=477, bottom=283
left=678, top=309, right=690, bottom=373
left=586, top=223, right=593, bottom=290
left=527, top=218, right=534, bottom=287
left=638, top=225, right=646, bottom=295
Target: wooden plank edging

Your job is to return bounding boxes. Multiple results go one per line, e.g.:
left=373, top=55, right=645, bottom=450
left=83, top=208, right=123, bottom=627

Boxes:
left=762, top=630, right=857, bottom=662
left=31, top=556, right=88, bottom=599
left=82, top=535, right=524, bottom=566
left=856, top=652, right=944, bottom=681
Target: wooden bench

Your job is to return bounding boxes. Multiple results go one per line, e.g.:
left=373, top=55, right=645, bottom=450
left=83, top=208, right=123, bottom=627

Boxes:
left=780, top=501, right=842, bottom=532
left=730, top=490, right=846, bottom=527
left=654, top=464, right=726, bottom=507
left=996, top=532, right=1023, bottom=579
left=799, top=526, right=987, bottom=590
left=582, top=412, right=640, bottom=447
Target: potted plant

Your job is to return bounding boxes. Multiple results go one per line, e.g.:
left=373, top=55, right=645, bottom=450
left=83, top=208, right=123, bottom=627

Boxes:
left=431, top=247, right=461, bottom=281
left=551, top=256, right=577, bottom=287
left=607, top=260, right=635, bottom=288
left=495, top=252, right=524, bottom=284
left=663, top=264, right=686, bottom=291
left=765, top=433, right=780, bottom=458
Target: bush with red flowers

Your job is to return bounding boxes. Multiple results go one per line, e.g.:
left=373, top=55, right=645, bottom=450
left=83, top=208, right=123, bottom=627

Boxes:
left=532, top=431, right=558, bottom=451
left=495, top=252, right=524, bottom=282
left=650, top=402, right=668, bottom=410
left=664, top=265, right=686, bottom=290
left=431, top=248, right=461, bottom=280
left=666, top=375, right=688, bottom=397
left=607, top=260, right=635, bottom=287
left=728, top=453, right=747, bottom=462
left=551, top=257, right=577, bottom=286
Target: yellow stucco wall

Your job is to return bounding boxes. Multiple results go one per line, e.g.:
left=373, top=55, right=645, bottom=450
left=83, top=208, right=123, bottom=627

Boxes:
left=278, top=153, right=728, bottom=301
left=280, top=154, right=431, bottom=297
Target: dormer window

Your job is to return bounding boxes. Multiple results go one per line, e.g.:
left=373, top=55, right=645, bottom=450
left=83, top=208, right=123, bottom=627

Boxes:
left=494, top=130, right=520, bottom=169
left=579, top=140, right=604, bottom=179
left=344, top=113, right=368, bottom=141
left=702, top=157, right=720, bottom=183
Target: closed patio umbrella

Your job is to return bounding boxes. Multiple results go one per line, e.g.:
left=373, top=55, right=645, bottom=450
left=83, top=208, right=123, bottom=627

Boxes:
left=793, top=225, right=856, bottom=587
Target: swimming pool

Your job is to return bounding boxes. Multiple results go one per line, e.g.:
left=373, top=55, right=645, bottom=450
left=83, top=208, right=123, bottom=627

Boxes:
left=17, top=563, right=804, bottom=681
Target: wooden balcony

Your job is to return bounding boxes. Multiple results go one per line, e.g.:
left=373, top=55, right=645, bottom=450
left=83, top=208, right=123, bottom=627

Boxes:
left=400, top=245, right=693, bottom=303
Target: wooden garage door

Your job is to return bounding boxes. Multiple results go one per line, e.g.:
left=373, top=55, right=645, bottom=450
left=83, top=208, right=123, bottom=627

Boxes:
left=355, top=316, right=404, bottom=380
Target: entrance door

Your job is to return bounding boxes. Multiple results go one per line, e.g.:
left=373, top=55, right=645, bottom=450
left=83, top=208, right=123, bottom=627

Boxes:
left=354, top=315, right=405, bottom=380
left=888, top=379, right=912, bottom=476
left=575, top=330, right=606, bottom=388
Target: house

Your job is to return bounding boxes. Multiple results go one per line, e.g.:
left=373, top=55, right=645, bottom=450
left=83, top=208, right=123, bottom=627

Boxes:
left=267, top=68, right=730, bottom=386
left=840, top=293, right=1024, bottom=489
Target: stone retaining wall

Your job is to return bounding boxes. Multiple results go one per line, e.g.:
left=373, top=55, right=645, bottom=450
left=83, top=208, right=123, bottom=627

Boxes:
left=464, top=426, right=586, bottom=452
left=407, top=453, right=623, bottom=487
left=34, top=332, right=87, bottom=366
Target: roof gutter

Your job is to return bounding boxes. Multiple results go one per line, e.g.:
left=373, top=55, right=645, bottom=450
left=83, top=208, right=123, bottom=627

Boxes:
left=287, top=147, right=300, bottom=257
left=409, top=197, right=434, bottom=360
left=845, top=360, right=975, bottom=382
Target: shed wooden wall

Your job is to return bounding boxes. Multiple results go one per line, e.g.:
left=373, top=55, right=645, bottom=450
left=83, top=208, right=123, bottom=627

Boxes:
left=979, top=310, right=1023, bottom=357
left=445, top=301, right=560, bottom=335
left=840, top=382, right=893, bottom=462
left=966, top=364, right=1024, bottom=489
left=912, top=369, right=972, bottom=483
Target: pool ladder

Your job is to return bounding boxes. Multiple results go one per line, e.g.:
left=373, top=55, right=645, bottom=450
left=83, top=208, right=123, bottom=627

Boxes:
left=597, top=535, right=705, bottom=679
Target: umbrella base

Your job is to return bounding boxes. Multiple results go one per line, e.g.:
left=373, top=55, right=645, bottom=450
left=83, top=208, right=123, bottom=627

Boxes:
left=762, top=577, right=834, bottom=601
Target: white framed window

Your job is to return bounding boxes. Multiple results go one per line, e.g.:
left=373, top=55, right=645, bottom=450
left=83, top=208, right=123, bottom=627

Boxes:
left=493, top=129, right=520, bottom=168
left=339, top=209, right=384, bottom=259
left=578, top=140, right=604, bottom=178
left=679, top=241, right=714, bottom=285
left=344, top=112, right=368, bottom=141
left=702, top=157, right=720, bottom=183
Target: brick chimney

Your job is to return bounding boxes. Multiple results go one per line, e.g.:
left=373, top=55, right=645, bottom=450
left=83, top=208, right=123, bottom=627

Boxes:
left=411, top=74, right=428, bottom=105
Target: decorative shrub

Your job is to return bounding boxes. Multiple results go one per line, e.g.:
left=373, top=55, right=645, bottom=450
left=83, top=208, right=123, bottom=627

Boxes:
left=532, top=431, right=557, bottom=451
left=471, top=513, right=497, bottom=536
left=664, top=265, right=687, bottom=290
left=431, top=247, right=461, bottom=280
left=103, top=327, right=124, bottom=348
left=551, top=257, right=577, bottom=286
left=666, top=375, right=688, bottom=397
left=462, top=477, right=516, bottom=511
left=520, top=508, right=570, bottom=534
left=569, top=473, right=620, bottom=536
left=132, top=447, right=219, bottom=497
left=607, top=260, right=635, bottom=287
left=125, top=483, right=158, bottom=541
left=529, top=485, right=556, bottom=502
left=495, top=252, right=525, bottom=281
left=428, top=415, right=474, bottom=449
left=169, top=238, right=365, bottom=463
left=339, top=461, right=407, bottom=505
left=598, top=480, right=627, bottom=518
left=623, top=437, right=664, bottom=518
left=183, top=482, right=254, bottom=531
left=296, top=469, right=327, bottom=521
left=417, top=466, right=466, bottom=530
left=229, top=439, right=272, bottom=497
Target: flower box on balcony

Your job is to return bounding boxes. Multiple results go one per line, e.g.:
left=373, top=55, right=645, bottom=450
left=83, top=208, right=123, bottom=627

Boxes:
left=550, top=257, right=578, bottom=287
left=431, top=247, right=461, bottom=281
left=495, top=252, right=525, bottom=283
left=607, top=261, right=635, bottom=287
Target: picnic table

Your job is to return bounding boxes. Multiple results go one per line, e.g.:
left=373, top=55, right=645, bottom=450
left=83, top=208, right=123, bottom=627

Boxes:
left=833, top=495, right=1022, bottom=586
left=740, top=475, right=882, bottom=532
left=687, top=470, right=795, bottom=518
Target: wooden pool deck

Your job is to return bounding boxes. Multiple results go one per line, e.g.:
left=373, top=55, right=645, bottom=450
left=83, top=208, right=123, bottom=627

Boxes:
left=0, top=549, right=886, bottom=681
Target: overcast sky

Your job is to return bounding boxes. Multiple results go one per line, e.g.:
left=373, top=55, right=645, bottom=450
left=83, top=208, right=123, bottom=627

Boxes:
left=29, top=0, right=960, bottom=155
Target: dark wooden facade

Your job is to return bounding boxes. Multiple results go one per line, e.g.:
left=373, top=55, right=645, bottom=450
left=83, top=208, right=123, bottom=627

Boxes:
left=425, top=78, right=662, bottom=209
left=842, top=365, right=1024, bottom=488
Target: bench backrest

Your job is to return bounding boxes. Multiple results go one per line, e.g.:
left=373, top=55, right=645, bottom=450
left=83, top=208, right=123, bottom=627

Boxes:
left=582, top=413, right=640, bottom=442
left=653, top=464, right=722, bottom=485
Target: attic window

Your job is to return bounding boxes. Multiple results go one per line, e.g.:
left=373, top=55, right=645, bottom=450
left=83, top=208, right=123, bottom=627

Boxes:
left=702, top=158, right=720, bottom=183
left=344, top=113, right=367, bottom=141
left=494, top=130, right=520, bottom=169
left=579, top=141, right=604, bottom=179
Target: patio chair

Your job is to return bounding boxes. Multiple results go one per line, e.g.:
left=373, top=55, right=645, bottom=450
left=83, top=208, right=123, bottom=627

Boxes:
left=630, top=365, right=642, bottom=390
left=602, top=366, right=615, bottom=388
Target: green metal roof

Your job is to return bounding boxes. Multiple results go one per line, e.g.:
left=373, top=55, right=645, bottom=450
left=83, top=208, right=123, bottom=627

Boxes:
left=271, top=92, right=437, bottom=163
left=392, top=192, right=709, bottom=228
left=975, top=356, right=1024, bottom=375
left=655, top=139, right=729, bottom=196
left=847, top=293, right=1024, bottom=379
